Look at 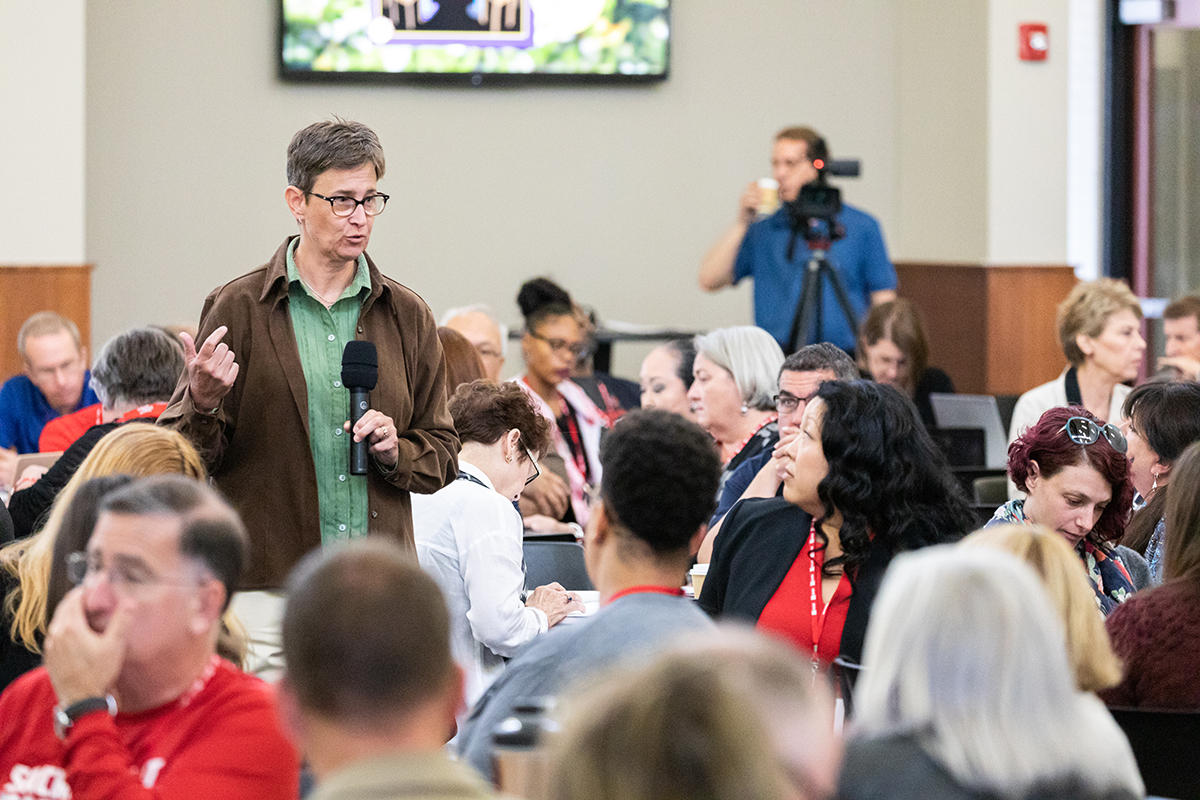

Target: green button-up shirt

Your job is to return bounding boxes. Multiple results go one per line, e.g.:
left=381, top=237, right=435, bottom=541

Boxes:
left=286, top=239, right=372, bottom=546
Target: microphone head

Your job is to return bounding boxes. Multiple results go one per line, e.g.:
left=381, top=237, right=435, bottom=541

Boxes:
left=341, top=341, right=378, bottom=390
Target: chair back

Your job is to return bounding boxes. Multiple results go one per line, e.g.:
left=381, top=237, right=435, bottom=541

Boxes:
left=522, top=541, right=594, bottom=591
left=1108, top=706, right=1200, bottom=799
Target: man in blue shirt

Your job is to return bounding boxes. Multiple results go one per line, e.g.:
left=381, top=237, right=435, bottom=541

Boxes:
left=0, top=312, right=97, bottom=487
left=699, top=126, right=897, bottom=354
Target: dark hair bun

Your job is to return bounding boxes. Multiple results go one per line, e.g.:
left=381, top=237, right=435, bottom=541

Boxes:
left=517, top=277, right=573, bottom=321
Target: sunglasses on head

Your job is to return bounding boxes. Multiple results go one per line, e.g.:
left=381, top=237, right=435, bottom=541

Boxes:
left=1060, top=416, right=1127, bottom=454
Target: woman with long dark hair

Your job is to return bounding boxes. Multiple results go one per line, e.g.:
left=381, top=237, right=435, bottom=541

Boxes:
left=699, top=380, right=975, bottom=666
left=1119, top=380, right=1200, bottom=584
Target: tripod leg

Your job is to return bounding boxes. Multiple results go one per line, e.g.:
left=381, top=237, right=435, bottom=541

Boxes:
left=818, top=258, right=862, bottom=348
left=787, top=259, right=821, bottom=353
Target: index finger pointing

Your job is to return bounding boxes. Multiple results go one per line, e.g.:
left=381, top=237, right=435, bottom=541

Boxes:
left=197, top=326, right=230, bottom=358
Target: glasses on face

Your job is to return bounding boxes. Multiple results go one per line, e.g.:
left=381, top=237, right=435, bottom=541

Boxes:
left=306, top=192, right=389, bottom=217
left=66, top=551, right=201, bottom=595
left=529, top=331, right=589, bottom=359
left=523, top=445, right=541, bottom=486
left=1060, top=416, right=1128, bottom=454
left=773, top=392, right=812, bottom=414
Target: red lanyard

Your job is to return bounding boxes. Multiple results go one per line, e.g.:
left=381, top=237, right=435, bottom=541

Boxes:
left=806, top=521, right=833, bottom=671
left=557, top=396, right=591, bottom=481
left=604, top=585, right=685, bottom=606
left=724, top=413, right=778, bottom=466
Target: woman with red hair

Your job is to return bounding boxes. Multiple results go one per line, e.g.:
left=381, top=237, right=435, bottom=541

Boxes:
left=989, top=405, right=1141, bottom=615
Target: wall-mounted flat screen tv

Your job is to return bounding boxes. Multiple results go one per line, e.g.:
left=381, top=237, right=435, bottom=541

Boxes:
left=280, top=0, right=670, bottom=84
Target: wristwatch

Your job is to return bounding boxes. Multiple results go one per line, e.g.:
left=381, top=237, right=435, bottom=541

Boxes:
left=53, top=695, right=117, bottom=740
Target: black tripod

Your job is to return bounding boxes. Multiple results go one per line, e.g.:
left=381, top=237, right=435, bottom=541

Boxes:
left=785, top=235, right=859, bottom=355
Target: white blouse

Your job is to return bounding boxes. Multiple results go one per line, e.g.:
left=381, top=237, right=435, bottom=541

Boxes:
left=412, top=460, right=547, bottom=709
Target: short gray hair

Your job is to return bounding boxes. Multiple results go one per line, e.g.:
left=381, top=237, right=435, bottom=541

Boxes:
left=286, top=118, right=386, bottom=194
left=693, top=327, right=784, bottom=411
left=781, top=342, right=858, bottom=381
left=854, top=546, right=1143, bottom=797
left=439, top=304, right=509, bottom=357
left=89, top=327, right=186, bottom=409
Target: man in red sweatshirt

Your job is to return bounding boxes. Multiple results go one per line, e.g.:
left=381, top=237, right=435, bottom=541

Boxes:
left=0, top=475, right=298, bottom=799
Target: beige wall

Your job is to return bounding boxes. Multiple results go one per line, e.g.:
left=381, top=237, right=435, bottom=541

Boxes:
left=986, top=0, right=1072, bottom=264
left=892, top=0, right=989, bottom=263
left=0, top=0, right=85, bottom=264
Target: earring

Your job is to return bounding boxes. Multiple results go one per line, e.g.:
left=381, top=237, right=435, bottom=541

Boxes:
left=740, top=403, right=748, bottom=416
left=1150, top=472, right=1159, bottom=496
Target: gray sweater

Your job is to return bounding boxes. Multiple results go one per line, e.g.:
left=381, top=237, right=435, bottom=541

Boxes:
left=455, top=591, right=714, bottom=779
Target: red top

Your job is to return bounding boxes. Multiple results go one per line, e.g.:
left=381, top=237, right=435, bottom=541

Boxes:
left=0, top=658, right=299, bottom=799
left=757, top=522, right=852, bottom=665
left=38, top=402, right=169, bottom=453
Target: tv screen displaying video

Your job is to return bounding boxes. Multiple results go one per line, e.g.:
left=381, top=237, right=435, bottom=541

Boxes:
left=280, top=0, right=670, bottom=84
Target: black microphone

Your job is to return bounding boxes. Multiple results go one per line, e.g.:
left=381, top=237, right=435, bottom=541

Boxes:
left=342, top=341, right=378, bottom=476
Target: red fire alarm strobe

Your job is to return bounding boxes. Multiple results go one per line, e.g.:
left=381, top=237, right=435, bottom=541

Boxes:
left=1019, top=23, right=1049, bottom=61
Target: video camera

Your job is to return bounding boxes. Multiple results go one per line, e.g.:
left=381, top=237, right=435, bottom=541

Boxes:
left=785, top=156, right=861, bottom=246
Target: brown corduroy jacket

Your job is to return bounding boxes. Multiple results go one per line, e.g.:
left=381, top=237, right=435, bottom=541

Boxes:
left=161, top=237, right=459, bottom=589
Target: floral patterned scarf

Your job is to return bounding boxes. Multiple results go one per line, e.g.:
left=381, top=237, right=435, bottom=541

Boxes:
left=987, top=500, right=1135, bottom=615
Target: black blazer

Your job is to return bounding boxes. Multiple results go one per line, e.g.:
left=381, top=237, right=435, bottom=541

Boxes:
left=698, top=496, right=892, bottom=664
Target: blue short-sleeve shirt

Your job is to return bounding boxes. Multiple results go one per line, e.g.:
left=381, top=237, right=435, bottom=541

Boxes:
left=733, top=203, right=895, bottom=353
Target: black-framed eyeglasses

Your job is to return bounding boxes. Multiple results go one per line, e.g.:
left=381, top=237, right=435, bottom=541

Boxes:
left=306, top=192, right=389, bottom=217
left=523, top=445, right=541, bottom=486
left=1060, top=416, right=1127, bottom=454
left=773, top=392, right=811, bottom=414
left=528, top=331, right=589, bottom=359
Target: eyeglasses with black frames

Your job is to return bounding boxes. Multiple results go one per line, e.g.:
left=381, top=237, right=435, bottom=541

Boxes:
left=306, top=192, right=389, bottom=217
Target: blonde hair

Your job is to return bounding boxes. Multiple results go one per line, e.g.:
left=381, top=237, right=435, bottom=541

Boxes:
left=855, top=546, right=1142, bottom=797
left=18, top=311, right=82, bottom=360
left=1056, top=278, right=1142, bottom=366
left=548, top=627, right=834, bottom=800
left=1, top=425, right=206, bottom=652
left=962, top=524, right=1121, bottom=692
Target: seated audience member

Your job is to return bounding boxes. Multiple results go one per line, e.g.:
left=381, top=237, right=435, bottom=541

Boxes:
left=1008, top=279, right=1144, bottom=447
left=689, top=326, right=785, bottom=494
left=700, top=380, right=974, bottom=667
left=841, top=546, right=1142, bottom=800
left=990, top=406, right=1147, bottom=613
left=570, top=304, right=641, bottom=419
left=437, top=327, right=487, bottom=396
left=442, top=305, right=508, bottom=383
left=0, top=426, right=207, bottom=689
left=38, top=326, right=183, bottom=453
left=0, top=312, right=99, bottom=488
left=2, top=476, right=132, bottom=692
left=698, top=342, right=858, bottom=563
left=515, top=278, right=607, bottom=525
left=280, top=540, right=498, bottom=799
left=8, top=327, right=185, bottom=538
left=0, top=475, right=299, bottom=797
left=962, top=524, right=1122, bottom=693
left=1102, top=441, right=1200, bottom=709
left=638, top=337, right=697, bottom=421
left=548, top=628, right=842, bottom=800
left=857, top=298, right=954, bottom=429
left=1157, top=294, right=1200, bottom=381
left=413, top=381, right=578, bottom=710
left=1118, top=380, right=1200, bottom=584
left=457, top=408, right=722, bottom=779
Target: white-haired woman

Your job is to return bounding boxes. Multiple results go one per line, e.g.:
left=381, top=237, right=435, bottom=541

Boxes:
left=840, top=546, right=1142, bottom=800
left=688, top=327, right=784, bottom=492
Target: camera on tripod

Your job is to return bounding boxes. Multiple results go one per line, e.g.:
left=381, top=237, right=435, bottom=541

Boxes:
left=786, top=157, right=861, bottom=244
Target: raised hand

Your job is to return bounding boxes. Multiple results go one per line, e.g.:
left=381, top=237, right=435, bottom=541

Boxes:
left=180, top=326, right=240, bottom=411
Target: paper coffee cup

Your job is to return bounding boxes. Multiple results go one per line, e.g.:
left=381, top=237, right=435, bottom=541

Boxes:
left=757, top=178, right=779, bottom=215
left=689, top=563, right=709, bottom=599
